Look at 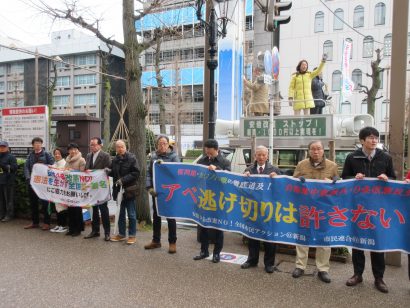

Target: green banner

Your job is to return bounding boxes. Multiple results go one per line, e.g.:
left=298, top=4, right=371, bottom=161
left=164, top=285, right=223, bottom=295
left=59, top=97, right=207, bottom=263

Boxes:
left=243, top=117, right=327, bottom=137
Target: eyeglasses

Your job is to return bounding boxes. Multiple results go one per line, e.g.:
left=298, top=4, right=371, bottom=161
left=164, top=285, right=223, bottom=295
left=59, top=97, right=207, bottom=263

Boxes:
left=366, top=136, right=379, bottom=141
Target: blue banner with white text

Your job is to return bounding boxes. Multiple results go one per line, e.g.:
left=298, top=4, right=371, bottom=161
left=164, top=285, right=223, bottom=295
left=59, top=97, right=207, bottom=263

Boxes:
left=154, top=163, right=410, bottom=253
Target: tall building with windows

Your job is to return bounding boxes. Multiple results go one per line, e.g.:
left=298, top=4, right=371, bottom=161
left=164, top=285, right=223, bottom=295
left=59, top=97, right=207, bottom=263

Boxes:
left=137, top=0, right=254, bottom=151
left=278, top=0, right=410, bottom=135
left=0, top=29, right=125, bottom=138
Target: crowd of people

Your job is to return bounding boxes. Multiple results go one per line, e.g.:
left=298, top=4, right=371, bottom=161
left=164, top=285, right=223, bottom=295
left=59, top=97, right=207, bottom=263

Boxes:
left=0, top=126, right=409, bottom=293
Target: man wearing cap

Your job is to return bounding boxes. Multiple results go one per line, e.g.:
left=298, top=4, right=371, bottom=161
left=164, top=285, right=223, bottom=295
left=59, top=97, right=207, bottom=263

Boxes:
left=0, top=141, right=18, bottom=222
left=24, top=137, right=54, bottom=230
left=84, top=137, right=112, bottom=241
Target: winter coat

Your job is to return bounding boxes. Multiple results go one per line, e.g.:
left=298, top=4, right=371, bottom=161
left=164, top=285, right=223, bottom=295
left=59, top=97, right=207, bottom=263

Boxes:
left=311, top=76, right=327, bottom=107
left=24, top=149, right=54, bottom=180
left=288, top=61, right=325, bottom=110
left=110, top=152, right=140, bottom=200
left=244, top=161, right=282, bottom=176
left=85, top=150, right=111, bottom=170
left=0, top=152, right=18, bottom=185
left=197, top=152, right=231, bottom=171
left=341, top=148, right=396, bottom=180
left=146, top=148, right=180, bottom=189
left=293, top=157, right=338, bottom=180
left=52, top=159, right=66, bottom=169
left=65, top=152, right=86, bottom=171
left=243, top=77, right=269, bottom=114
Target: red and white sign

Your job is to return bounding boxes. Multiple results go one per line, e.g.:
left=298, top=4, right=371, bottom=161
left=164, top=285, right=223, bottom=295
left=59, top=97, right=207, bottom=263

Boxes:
left=1, top=105, right=48, bottom=150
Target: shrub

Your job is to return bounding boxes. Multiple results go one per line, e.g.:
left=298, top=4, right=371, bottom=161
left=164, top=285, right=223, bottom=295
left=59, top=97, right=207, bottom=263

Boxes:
left=15, top=159, right=30, bottom=218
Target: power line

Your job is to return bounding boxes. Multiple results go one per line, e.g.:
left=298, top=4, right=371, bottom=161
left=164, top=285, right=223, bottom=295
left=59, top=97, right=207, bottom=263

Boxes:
left=319, top=0, right=384, bottom=45
left=0, top=43, right=126, bottom=80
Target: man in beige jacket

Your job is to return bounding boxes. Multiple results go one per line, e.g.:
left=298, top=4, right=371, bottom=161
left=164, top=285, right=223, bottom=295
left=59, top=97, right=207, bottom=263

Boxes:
left=292, top=140, right=338, bottom=283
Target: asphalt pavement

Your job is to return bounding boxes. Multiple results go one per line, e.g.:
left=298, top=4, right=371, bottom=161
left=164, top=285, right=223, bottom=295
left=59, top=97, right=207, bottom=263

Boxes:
left=0, top=219, right=409, bottom=308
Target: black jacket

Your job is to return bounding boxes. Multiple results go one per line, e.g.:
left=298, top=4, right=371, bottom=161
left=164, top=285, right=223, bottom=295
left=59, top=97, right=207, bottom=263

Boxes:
left=244, top=161, right=282, bottom=175
left=197, top=152, right=231, bottom=171
left=24, top=149, right=54, bottom=180
left=146, top=149, right=180, bottom=189
left=341, top=148, right=396, bottom=180
left=0, top=152, right=18, bottom=185
left=110, top=152, right=140, bottom=200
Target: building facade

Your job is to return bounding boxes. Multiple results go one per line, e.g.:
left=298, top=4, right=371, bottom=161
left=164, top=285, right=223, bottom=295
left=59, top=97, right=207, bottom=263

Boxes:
left=0, top=29, right=125, bottom=140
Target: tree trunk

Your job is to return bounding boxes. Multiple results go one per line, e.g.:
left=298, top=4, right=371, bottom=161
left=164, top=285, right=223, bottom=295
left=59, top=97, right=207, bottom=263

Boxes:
left=123, top=0, right=151, bottom=224
left=100, top=51, right=112, bottom=150
left=154, top=34, right=166, bottom=134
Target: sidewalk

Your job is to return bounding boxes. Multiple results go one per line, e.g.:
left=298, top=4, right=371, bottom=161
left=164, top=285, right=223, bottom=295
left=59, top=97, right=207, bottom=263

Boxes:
left=0, top=219, right=409, bottom=307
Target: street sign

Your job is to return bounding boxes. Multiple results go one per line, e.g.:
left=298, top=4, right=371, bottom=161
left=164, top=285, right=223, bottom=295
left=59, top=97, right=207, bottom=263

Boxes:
left=242, top=116, right=330, bottom=138
left=264, top=50, right=272, bottom=75
left=1, top=105, right=49, bottom=157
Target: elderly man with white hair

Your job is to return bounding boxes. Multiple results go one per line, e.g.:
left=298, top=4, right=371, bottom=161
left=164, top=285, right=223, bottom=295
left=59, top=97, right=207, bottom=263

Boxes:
left=241, top=145, right=282, bottom=274
left=109, top=140, right=140, bottom=245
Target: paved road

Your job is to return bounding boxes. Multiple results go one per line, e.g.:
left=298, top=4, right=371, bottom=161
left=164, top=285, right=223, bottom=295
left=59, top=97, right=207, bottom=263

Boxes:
left=0, top=219, right=409, bottom=307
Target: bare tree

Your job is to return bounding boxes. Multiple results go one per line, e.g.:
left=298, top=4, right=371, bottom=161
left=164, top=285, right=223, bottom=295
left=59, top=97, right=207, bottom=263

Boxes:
left=153, top=28, right=166, bottom=134
left=47, top=62, right=58, bottom=146
left=358, top=48, right=384, bottom=117
left=29, top=0, right=167, bottom=223
left=99, top=45, right=113, bottom=151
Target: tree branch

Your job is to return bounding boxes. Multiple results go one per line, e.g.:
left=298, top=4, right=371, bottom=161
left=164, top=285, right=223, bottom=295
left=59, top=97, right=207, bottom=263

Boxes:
left=31, top=0, right=124, bottom=50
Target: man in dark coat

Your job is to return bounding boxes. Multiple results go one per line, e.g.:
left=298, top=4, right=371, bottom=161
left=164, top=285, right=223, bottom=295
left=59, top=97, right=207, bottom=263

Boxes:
left=241, top=145, right=282, bottom=273
left=310, top=72, right=329, bottom=115
left=342, top=127, right=395, bottom=293
left=0, top=141, right=18, bottom=222
left=194, top=139, right=231, bottom=263
left=84, top=137, right=112, bottom=241
left=145, top=135, right=180, bottom=254
left=24, top=137, right=54, bottom=230
left=109, top=140, right=140, bottom=245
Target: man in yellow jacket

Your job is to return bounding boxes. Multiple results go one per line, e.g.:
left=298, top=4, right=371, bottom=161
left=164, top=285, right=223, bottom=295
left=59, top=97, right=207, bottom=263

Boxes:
left=288, top=54, right=327, bottom=115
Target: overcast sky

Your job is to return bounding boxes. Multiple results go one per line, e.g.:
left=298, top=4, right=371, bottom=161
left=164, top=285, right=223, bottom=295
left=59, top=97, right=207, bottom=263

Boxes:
left=0, top=0, right=124, bottom=46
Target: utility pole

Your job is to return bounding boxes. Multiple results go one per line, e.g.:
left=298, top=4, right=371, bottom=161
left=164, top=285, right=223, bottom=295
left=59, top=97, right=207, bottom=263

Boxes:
left=35, top=48, right=39, bottom=105
left=386, top=0, right=409, bottom=267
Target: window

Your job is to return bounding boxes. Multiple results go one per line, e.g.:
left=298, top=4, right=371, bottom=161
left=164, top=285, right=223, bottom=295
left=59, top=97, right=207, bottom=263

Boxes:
left=75, top=54, right=96, bottom=66
left=7, top=99, right=24, bottom=107
left=194, top=24, right=204, bottom=37
left=379, top=70, right=384, bottom=89
left=0, top=81, right=4, bottom=92
left=333, top=9, right=344, bottom=30
left=353, top=6, right=364, bottom=28
left=161, top=50, right=173, bottom=62
left=0, top=99, right=4, bottom=108
left=314, top=11, right=324, bottom=32
left=56, top=76, right=70, bottom=87
left=53, top=95, right=70, bottom=106
left=7, top=80, right=24, bottom=92
left=74, top=74, right=96, bottom=86
left=181, top=48, right=193, bottom=60
left=8, top=62, right=24, bottom=74
left=332, top=70, right=342, bottom=91
left=381, top=100, right=389, bottom=121
left=74, top=93, right=96, bottom=106
left=346, top=38, right=353, bottom=59
left=245, top=16, right=253, bottom=31
left=361, top=102, right=367, bottom=114
left=149, top=112, right=160, bottom=124
left=341, top=101, right=351, bottom=114
left=383, top=34, right=392, bottom=56
left=193, top=89, right=203, bottom=102
left=363, top=36, right=374, bottom=58
left=194, top=48, right=205, bottom=59
left=352, top=69, right=362, bottom=90
left=323, top=40, right=333, bottom=61
left=193, top=112, right=203, bottom=124
left=145, top=52, right=154, bottom=65
left=375, top=2, right=386, bottom=25
left=0, top=65, right=4, bottom=75
left=183, top=24, right=193, bottom=38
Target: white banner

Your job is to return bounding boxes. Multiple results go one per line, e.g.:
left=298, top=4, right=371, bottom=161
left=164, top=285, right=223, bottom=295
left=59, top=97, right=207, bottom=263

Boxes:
left=31, top=164, right=111, bottom=207
left=341, top=40, right=355, bottom=100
